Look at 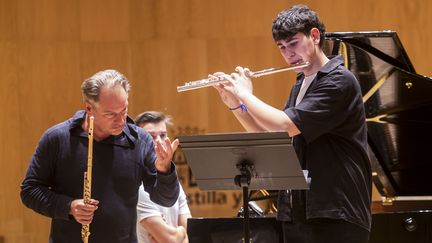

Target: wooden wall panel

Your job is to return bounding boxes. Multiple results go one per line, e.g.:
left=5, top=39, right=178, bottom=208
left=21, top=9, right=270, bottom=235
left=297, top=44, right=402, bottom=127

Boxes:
left=129, top=0, right=156, bottom=40
left=189, top=0, right=291, bottom=39
left=129, top=39, right=211, bottom=128
left=16, top=0, right=79, bottom=41
left=0, top=0, right=431, bottom=241
left=79, top=0, right=129, bottom=42
left=0, top=1, right=18, bottom=41
left=79, top=42, right=132, bottom=80
left=0, top=42, right=22, bottom=243
left=17, top=42, right=81, bottom=143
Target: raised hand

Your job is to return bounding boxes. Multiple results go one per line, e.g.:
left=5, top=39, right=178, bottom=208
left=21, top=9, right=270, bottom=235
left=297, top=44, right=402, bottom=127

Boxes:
left=154, top=137, right=179, bottom=173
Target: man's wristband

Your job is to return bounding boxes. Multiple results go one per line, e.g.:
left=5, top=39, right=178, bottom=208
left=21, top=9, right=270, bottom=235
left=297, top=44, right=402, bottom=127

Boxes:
left=229, top=103, right=248, bottom=112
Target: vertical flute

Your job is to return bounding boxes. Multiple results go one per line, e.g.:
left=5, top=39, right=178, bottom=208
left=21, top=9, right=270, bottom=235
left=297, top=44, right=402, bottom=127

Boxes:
left=176, top=61, right=309, bottom=92
left=81, top=116, right=94, bottom=243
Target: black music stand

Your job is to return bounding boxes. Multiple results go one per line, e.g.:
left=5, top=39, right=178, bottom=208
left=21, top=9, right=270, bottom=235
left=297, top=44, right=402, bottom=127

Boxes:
left=178, top=132, right=310, bottom=243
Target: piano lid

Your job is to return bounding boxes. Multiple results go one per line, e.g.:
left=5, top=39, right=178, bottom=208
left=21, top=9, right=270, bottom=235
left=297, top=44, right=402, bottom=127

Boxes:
left=324, top=31, right=432, bottom=197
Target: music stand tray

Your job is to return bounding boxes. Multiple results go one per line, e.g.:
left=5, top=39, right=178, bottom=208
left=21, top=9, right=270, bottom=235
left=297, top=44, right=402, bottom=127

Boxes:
left=178, top=131, right=309, bottom=191
left=179, top=131, right=310, bottom=243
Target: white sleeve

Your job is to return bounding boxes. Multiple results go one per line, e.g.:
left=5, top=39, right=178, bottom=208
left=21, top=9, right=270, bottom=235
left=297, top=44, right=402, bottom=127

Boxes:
left=137, top=185, right=163, bottom=222
left=178, top=184, right=191, bottom=216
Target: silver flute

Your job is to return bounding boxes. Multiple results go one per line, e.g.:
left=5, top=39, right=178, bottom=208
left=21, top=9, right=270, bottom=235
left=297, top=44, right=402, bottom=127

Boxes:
left=177, top=61, right=310, bottom=92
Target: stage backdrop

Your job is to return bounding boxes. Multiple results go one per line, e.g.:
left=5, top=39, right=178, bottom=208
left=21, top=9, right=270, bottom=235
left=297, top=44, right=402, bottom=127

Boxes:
left=0, top=0, right=431, bottom=242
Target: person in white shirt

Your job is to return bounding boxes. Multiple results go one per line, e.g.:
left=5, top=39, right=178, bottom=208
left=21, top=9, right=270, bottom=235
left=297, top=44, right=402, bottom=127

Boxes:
left=135, top=111, right=192, bottom=243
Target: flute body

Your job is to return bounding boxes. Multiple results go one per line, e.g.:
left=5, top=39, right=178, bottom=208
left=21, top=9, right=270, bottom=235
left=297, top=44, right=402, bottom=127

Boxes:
left=82, top=116, right=94, bottom=243
left=177, top=61, right=309, bottom=92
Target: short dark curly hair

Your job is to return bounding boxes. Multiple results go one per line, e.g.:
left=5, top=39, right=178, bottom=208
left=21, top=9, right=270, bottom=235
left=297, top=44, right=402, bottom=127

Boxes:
left=272, top=4, right=326, bottom=48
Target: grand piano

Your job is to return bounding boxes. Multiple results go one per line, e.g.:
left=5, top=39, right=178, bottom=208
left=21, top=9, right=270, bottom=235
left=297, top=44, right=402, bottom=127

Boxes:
left=187, top=31, right=432, bottom=242
left=325, top=30, right=432, bottom=242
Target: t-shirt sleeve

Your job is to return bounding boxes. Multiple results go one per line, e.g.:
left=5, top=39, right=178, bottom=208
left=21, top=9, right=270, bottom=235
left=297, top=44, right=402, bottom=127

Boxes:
left=285, top=72, right=354, bottom=143
left=137, top=185, right=163, bottom=222
left=178, top=184, right=191, bottom=216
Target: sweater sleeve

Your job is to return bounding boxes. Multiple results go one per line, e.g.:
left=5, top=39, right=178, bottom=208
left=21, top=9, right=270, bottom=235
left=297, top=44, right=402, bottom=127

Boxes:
left=20, top=130, right=74, bottom=220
